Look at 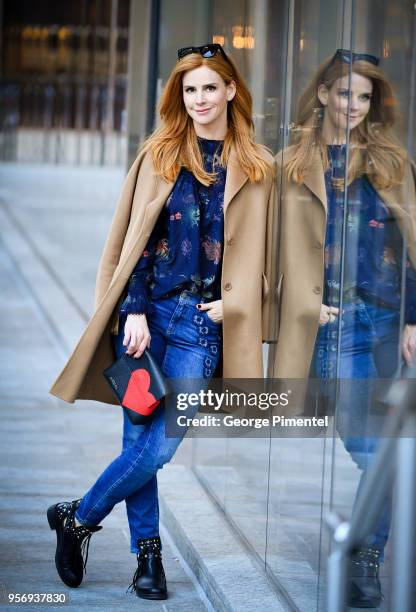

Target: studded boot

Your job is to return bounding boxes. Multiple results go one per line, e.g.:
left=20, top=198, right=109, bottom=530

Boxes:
left=127, top=536, right=168, bottom=600
left=347, top=547, right=382, bottom=608
left=47, top=499, right=102, bottom=588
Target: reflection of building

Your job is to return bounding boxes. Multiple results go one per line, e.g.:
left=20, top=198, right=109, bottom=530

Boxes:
left=0, top=0, right=130, bottom=164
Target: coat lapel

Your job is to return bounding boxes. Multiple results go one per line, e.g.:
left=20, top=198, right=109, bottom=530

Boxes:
left=132, top=145, right=249, bottom=238
left=144, top=146, right=253, bottom=220
left=224, top=145, right=249, bottom=215
left=119, top=174, right=175, bottom=267
left=302, top=150, right=327, bottom=212
left=144, top=175, right=175, bottom=225
left=122, top=145, right=254, bottom=267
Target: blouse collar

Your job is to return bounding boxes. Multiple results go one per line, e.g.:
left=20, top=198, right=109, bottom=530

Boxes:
left=197, top=136, right=224, bottom=156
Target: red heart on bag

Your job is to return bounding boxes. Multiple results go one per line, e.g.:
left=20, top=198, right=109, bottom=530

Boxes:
left=122, top=369, right=160, bottom=415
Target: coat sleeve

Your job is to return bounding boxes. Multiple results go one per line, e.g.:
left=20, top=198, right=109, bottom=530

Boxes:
left=94, top=151, right=146, bottom=310
left=262, top=159, right=280, bottom=343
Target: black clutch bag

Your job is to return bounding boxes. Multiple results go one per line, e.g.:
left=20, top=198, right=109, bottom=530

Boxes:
left=103, top=350, right=170, bottom=425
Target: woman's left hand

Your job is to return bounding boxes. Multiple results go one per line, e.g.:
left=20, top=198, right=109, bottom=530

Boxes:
left=402, top=324, right=416, bottom=366
left=197, top=300, right=223, bottom=323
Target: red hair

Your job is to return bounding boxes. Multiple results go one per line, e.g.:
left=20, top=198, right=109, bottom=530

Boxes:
left=286, top=55, right=406, bottom=189
left=141, top=52, right=272, bottom=185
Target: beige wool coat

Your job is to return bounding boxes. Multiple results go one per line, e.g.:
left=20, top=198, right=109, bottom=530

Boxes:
left=271, top=145, right=416, bottom=380
left=50, top=146, right=277, bottom=405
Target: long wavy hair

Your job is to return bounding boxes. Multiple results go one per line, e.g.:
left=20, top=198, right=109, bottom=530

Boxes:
left=141, top=51, right=272, bottom=185
left=285, top=55, right=406, bottom=189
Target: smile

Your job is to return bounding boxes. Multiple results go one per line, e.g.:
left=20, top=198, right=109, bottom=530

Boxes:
left=195, top=108, right=211, bottom=114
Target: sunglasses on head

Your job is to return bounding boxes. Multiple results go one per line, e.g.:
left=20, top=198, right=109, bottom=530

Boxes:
left=177, top=43, right=228, bottom=61
left=331, top=48, right=380, bottom=66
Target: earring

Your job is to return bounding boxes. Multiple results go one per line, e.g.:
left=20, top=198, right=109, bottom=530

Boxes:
left=313, top=107, right=324, bottom=127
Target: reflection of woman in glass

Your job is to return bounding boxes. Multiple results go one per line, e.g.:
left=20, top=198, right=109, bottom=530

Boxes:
left=275, top=49, right=416, bottom=608
left=49, top=44, right=275, bottom=599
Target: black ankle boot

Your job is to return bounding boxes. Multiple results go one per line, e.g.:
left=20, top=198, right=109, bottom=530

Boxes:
left=127, top=536, right=168, bottom=600
left=347, top=547, right=382, bottom=608
left=47, top=499, right=102, bottom=588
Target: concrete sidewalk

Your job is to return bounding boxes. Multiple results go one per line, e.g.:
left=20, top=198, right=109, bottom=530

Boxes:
left=0, top=164, right=212, bottom=611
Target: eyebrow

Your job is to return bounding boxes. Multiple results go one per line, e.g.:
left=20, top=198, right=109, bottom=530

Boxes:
left=183, top=82, right=220, bottom=88
left=337, top=87, right=372, bottom=94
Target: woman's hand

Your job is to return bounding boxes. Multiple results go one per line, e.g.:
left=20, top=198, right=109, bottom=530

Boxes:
left=319, top=304, right=340, bottom=326
left=402, top=324, right=416, bottom=366
left=123, top=314, right=151, bottom=358
left=197, top=300, right=223, bottom=323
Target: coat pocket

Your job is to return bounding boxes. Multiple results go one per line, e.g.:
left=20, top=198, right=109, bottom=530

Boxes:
left=276, top=273, right=284, bottom=327
left=262, top=272, right=269, bottom=303
left=261, top=272, right=282, bottom=343
left=276, top=272, right=283, bottom=304
left=270, top=272, right=284, bottom=340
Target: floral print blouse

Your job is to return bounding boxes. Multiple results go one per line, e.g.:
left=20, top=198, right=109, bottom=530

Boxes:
left=119, top=137, right=226, bottom=316
left=324, top=144, right=416, bottom=323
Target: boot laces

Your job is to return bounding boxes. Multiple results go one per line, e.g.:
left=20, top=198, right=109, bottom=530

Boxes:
left=60, top=499, right=97, bottom=574
left=67, top=520, right=100, bottom=574
left=126, top=538, right=162, bottom=593
left=79, top=531, right=93, bottom=573
left=126, top=562, right=142, bottom=594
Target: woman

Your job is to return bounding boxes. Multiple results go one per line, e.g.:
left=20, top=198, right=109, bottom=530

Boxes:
left=273, top=49, right=416, bottom=608
left=48, top=44, right=275, bottom=599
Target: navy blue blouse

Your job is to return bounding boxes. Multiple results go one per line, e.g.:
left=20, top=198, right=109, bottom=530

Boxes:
left=119, top=137, right=226, bottom=316
left=324, top=144, right=416, bottom=323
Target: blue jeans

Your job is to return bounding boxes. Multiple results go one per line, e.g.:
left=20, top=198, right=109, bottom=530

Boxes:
left=313, top=299, right=401, bottom=558
left=75, top=292, right=222, bottom=553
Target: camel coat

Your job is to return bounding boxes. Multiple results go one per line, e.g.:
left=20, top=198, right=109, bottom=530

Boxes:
left=50, top=146, right=277, bottom=405
left=271, top=145, right=416, bottom=380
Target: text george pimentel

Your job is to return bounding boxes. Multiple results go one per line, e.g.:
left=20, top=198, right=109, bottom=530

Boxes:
left=176, top=415, right=329, bottom=428
left=175, top=390, right=329, bottom=428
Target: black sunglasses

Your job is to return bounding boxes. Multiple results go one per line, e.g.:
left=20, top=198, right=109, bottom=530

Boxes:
left=177, top=44, right=228, bottom=61
left=331, top=48, right=380, bottom=66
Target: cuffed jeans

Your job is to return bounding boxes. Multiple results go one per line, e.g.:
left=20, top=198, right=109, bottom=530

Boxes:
left=312, top=299, right=401, bottom=558
left=75, top=292, right=222, bottom=553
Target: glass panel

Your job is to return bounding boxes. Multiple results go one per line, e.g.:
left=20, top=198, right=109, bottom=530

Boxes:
left=267, top=2, right=350, bottom=609
left=324, top=1, right=416, bottom=610
left=157, top=0, right=416, bottom=608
